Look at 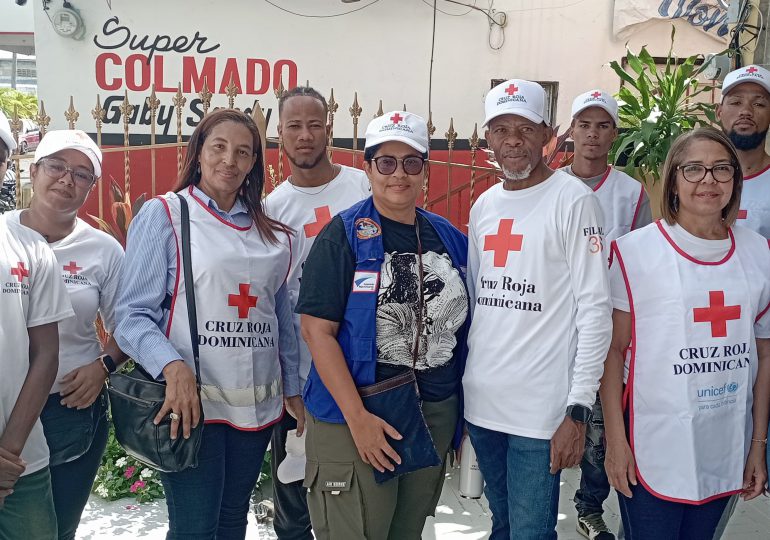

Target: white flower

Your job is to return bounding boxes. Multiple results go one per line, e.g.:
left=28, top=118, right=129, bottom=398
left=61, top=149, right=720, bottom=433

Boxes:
left=140, top=468, right=153, bottom=479
left=115, top=457, right=127, bottom=467
left=95, top=484, right=109, bottom=498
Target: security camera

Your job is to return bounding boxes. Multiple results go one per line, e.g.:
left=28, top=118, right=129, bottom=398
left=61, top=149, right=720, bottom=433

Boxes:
left=15, top=0, right=28, bottom=5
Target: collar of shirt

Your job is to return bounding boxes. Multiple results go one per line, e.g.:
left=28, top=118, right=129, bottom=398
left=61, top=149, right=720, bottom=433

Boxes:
left=191, top=185, right=252, bottom=228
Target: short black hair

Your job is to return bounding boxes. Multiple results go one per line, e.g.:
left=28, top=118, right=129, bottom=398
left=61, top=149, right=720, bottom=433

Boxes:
left=364, top=143, right=428, bottom=162
left=0, top=140, right=8, bottom=163
left=278, top=86, right=328, bottom=117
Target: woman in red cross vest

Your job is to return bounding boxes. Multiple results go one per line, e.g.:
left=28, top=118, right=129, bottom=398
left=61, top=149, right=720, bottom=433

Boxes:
left=600, top=127, right=770, bottom=539
left=114, top=109, right=301, bottom=539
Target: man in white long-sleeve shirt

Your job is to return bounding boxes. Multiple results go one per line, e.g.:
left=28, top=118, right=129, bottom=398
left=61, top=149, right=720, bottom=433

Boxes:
left=463, top=79, right=612, bottom=540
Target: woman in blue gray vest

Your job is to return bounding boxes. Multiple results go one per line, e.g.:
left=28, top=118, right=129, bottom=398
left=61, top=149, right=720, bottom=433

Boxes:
left=296, top=111, right=470, bottom=540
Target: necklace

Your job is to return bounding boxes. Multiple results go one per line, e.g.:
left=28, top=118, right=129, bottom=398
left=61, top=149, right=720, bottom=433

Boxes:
left=287, top=164, right=341, bottom=195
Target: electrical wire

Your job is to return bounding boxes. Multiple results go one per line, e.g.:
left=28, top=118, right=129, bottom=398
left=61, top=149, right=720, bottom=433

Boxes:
left=420, top=0, right=475, bottom=18
left=428, top=0, right=437, bottom=122
left=261, top=0, right=381, bottom=18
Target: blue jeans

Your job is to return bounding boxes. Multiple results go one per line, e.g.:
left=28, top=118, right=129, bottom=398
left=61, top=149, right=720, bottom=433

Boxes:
left=618, top=481, right=730, bottom=540
left=160, top=422, right=272, bottom=540
left=574, top=393, right=611, bottom=517
left=467, top=422, right=560, bottom=540
left=0, top=467, right=57, bottom=540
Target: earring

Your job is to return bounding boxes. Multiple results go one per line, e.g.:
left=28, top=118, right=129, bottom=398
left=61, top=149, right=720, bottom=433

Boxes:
left=196, top=163, right=201, bottom=176
left=673, top=194, right=679, bottom=212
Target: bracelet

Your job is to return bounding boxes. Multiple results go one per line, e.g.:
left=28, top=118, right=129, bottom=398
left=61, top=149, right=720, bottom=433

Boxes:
left=751, top=438, right=768, bottom=445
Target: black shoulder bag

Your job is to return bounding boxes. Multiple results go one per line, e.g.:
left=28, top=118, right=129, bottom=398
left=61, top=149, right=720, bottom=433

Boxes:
left=108, top=195, right=204, bottom=473
left=357, top=219, right=442, bottom=484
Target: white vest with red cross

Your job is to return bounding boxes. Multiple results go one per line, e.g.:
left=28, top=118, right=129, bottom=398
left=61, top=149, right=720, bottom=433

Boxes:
left=592, top=167, right=645, bottom=254
left=736, top=164, right=770, bottom=239
left=613, top=221, right=770, bottom=503
left=160, top=188, right=291, bottom=430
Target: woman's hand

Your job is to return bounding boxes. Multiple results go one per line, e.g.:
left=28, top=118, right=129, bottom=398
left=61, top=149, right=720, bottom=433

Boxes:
left=155, top=360, right=200, bottom=440
left=59, top=360, right=106, bottom=409
left=284, top=395, right=306, bottom=436
left=605, top=437, right=637, bottom=498
left=0, top=446, right=25, bottom=508
left=741, top=442, right=768, bottom=501
left=347, top=410, right=403, bottom=473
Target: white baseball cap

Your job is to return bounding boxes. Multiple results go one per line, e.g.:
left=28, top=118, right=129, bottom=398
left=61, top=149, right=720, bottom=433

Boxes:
left=571, top=90, right=619, bottom=125
left=34, top=129, right=102, bottom=178
left=365, top=111, right=429, bottom=154
left=276, top=429, right=307, bottom=485
left=0, top=111, right=16, bottom=153
left=483, top=79, right=546, bottom=127
left=721, top=65, right=770, bottom=98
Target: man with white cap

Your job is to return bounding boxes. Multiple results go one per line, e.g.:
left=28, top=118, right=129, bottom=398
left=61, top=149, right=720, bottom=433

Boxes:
left=264, top=85, right=369, bottom=540
left=298, top=111, right=470, bottom=539
left=717, top=64, right=770, bottom=238
left=463, top=79, right=612, bottom=539
left=563, top=89, right=651, bottom=540
left=0, top=112, right=17, bottom=212
left=714, top=63, right=770, bottom=540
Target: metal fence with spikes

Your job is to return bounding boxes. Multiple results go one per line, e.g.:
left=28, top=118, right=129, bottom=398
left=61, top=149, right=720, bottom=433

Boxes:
left=7, top=81, right=500, bottom=231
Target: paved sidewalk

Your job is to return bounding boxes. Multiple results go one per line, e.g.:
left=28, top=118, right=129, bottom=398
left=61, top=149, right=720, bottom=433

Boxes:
left=77, top=466, right=770, bottom=539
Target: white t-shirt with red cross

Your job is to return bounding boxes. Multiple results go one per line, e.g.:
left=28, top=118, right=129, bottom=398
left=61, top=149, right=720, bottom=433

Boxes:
left=736, top=164, right=770, bottom=238
left=7, top=212, right=124, bottom=393
left=464, top=171, right=613, bottom=439
left=264, top=165, right=370, bottom=387
left=0, top=215, right=73, bottom=476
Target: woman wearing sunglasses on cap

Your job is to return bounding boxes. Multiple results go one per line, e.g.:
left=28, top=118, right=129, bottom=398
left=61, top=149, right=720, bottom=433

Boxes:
left=6, top=129, right=127, bottom=540
left=297, top=111, right=470, bottom=540
left=114, top=109, right=300, bottom=539
left=600, top=127, right=770, bottom=539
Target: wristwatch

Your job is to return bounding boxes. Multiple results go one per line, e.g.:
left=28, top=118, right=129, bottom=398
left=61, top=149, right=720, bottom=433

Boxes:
left=566, top=404, right=592, bottom=424
left=100, top=354, right=117, bottom=374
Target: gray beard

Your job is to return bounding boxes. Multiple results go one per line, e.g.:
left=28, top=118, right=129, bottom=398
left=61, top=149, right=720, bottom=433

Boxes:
left=503, top=164, right=533, bottom=181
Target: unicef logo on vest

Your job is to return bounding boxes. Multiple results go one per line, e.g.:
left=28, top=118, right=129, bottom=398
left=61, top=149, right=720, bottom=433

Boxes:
left=726, top=382, right=739, bottom=393
left=695, top=382, right=740, bottom=412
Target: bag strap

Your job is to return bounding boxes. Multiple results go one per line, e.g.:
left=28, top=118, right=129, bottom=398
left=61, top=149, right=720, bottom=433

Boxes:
left=412, top=218, right=424, bottom=370
left=178, top=195, right=202, bottom=389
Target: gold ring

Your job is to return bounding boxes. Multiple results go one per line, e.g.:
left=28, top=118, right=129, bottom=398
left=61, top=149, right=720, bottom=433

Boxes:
left=169, top=412, right=181, bottom=421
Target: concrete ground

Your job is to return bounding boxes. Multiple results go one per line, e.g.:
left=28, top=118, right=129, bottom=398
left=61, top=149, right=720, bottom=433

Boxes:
left=77, top=466, right=770, bottom=539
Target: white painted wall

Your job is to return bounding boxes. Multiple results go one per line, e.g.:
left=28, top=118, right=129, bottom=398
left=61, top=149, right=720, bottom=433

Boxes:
left=32, top=0, right=725, bottom=139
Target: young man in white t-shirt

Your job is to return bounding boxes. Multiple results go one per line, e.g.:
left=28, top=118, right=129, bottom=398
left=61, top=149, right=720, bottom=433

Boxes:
left=562, top=90, right=652, bottom=540
left=264, top=85, right=369, bottom=540
left=463, top=79, right=612, bottom=540
left=0, top=215, right=73, bottom=538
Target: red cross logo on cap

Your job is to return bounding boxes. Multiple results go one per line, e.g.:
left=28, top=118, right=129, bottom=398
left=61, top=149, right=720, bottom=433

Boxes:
left=304, top=206, right=332, bottom=238
left=738, top=209, right=748, bottom=220
left=693, top=291, right=741, bottom=338
left=747, top=66, right=758, bottom=74
left=63, top=261, right=82, bottom=275
left=11, top=262, right=29, bottom=282
left=228, top=283, right=258, bottom=319
left=483, top=219, right=523, bottom=267
left=505, top=84, right=519, bottom=95
left=390, top=113, right=403, bottom=124
left=591, top=91, right=602, bottom=98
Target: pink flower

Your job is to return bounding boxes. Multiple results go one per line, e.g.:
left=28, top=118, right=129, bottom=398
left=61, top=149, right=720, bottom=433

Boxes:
left=129, top=480, right=146, bottom=493
left=124, top=466, right=136, bottom=479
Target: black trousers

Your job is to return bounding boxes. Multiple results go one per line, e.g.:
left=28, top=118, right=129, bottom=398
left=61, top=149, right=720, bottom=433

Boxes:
left=271, top=412, right=313, bottom=540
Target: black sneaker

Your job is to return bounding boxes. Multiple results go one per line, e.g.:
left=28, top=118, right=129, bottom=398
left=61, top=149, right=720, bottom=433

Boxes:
left=576, top=513, right=615, bottom=540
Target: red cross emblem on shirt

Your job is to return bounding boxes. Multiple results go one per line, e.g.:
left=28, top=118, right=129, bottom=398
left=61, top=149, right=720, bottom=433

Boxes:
left=693, top=291, right=741, bottom=338
left=11, top=262, right=28, bottom=282
left=228, top=283, right=258, bottom=319
left=738, top=209, right=748, bottom=220
left=390, top=113, right=403, bottom=124
left=747, top=66, right=758, bottom=74
left=304, top=206, right=332, bottom=238
left=591, top=91, right=602, bottom=98
left=484, top=219, right=524, bottom=267
left=63, top=261, right=82, bottom=275
left=505, top=84, right=519, bottom=95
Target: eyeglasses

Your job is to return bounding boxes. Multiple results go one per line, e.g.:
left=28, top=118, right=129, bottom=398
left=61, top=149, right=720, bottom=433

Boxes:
left=677, top=163, right=736, bottom=184
left=38, top=158, right=97, bottom=187
left=371, top=156, right=426, bottom=176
